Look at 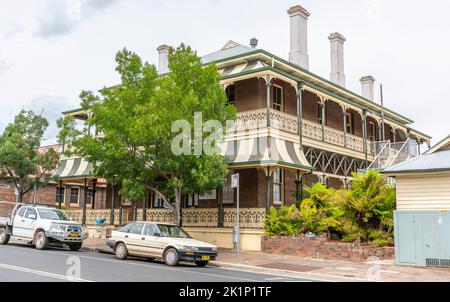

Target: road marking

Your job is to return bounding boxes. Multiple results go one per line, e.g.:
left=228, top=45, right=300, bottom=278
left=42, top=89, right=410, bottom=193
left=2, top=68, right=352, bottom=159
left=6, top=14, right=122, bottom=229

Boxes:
left=0, top=245, right=264, bottom=282
left=0, top=262, right=93, bottom=282
left=265, top=277, right=286, bottom=281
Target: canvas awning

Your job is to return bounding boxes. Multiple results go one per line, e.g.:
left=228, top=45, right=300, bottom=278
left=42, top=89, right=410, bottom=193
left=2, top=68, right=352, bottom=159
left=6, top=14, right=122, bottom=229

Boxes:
left=52, top=157, right=94, bottom=180
left=223, top=137, right=312, bottom=172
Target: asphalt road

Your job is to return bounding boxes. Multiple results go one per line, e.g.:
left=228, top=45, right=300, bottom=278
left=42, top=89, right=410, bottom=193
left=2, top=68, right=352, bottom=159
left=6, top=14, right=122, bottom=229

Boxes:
left=0, top=243, right=317, bottom=282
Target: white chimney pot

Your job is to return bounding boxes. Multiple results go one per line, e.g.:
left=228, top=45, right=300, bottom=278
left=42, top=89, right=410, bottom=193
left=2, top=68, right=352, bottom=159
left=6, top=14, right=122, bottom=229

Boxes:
left=288, top=5, right=310, bottom=70
left=360, top=76, right=376, bottom=101
left=157, top=44, right=170, bottom=74
left=329, top=32, right=346, bottom=87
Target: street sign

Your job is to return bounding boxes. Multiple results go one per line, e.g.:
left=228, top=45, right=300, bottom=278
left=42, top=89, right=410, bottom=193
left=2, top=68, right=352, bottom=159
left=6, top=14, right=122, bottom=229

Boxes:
left=231, top=173, right=239, bottom=188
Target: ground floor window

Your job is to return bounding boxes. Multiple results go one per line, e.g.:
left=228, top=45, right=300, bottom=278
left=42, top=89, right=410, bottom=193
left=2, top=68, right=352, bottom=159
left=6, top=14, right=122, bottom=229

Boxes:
left=186, top=194, right=199, bottom=208
left=70, top=188, right=79, bottom=204
left=56, top=187, right=65, bottom=204
left=152, top=193, right=168, bottom=209
left=223, top=172, right=235, bottom=205
left=273, top=169, right=283, bottom=204
left=86, top=189, right=93, bottom=205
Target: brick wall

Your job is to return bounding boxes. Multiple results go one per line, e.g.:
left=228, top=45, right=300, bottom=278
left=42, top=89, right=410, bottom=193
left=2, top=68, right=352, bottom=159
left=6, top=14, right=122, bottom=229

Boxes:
left=302, top=90, right=320, bottom=123
left=326, top=100, right=343, bottom=131
left=261, top=235, right=394, bottom=262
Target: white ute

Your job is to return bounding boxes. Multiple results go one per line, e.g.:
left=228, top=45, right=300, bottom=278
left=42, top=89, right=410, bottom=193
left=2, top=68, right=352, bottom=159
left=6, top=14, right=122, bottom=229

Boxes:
left=0, top=204, right=88, bottom=251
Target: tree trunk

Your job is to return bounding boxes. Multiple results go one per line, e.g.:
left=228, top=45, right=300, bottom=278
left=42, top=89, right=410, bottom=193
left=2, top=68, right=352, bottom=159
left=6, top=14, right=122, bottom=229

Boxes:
left=174, top=188, right=182, bottom=226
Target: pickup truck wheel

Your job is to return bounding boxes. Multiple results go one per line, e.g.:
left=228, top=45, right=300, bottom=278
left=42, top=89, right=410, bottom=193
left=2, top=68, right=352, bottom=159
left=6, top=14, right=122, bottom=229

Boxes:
left=0, top=228, right=10, bottom=245
left=115, top=242, right=128, bottom=260
left=195, top=261, right=209, bottom=267
left=164, top=248, right=179, bottom=266
left=69, top=243, right=83, bottom=251
left=34, top=231, right=48, bottom=250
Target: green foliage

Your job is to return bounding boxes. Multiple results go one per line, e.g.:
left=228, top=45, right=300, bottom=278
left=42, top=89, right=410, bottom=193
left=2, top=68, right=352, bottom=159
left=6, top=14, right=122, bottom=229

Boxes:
left=58, top=44, right=236, bottom=225
left=299, top=183, right=343, bottom=238
left=264, top=171, right=396, bottom=246
left=0, top=110, right=60, bottom=202
left=264, top=205, right=302, bottom=236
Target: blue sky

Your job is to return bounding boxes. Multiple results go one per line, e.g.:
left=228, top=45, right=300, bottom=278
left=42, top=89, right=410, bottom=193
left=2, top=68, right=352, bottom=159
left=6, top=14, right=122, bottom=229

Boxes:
left=0, top=0, right=449, bottom=144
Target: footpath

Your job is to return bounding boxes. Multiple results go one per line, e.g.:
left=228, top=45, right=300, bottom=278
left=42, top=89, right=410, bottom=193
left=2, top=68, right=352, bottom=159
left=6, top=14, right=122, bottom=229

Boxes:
left=82, top=238, right=450, bottom=282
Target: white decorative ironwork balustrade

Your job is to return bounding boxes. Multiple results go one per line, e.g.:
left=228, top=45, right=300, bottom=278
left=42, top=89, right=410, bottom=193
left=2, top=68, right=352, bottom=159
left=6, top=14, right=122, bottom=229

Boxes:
left=64, top=209, right=128, bottom=225
left=223, top=208, right=266, bottom=229
left=232, top=108, right=370, bottom=154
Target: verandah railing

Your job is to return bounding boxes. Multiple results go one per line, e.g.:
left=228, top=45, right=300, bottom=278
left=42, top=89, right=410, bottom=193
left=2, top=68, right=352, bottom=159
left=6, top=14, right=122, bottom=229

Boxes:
left=64, top=208, right=266, bottom=229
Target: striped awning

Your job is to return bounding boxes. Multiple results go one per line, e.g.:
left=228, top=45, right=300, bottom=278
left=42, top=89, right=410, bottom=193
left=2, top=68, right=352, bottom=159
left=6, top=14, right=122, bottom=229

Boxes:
left=52, top=157, right=94, bottom=180
left=223, top=137, right=312, bottom=171
left=218, top=60, right=268, bottom=77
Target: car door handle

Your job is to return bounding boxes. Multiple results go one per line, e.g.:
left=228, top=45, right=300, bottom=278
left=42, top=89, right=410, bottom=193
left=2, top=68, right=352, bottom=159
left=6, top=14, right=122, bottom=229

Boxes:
left=125, top=235, right=129, bottom=238
left=21, top=220, right=25, bottom=222
left=141, top=237, right=145, bottom=240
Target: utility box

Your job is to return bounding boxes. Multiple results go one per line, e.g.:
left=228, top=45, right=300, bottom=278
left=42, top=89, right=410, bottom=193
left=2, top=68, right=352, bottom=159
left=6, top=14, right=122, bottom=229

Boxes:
left=395, top=211, right=450, bottom=267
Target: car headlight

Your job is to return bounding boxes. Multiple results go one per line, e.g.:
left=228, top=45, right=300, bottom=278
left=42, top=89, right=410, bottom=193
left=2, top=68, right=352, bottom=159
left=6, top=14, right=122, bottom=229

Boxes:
left=179, top=245, right=200, bottom=252
left=211, top=247, right=218, bottom=252
left=51, top=224, right=66, bottom=232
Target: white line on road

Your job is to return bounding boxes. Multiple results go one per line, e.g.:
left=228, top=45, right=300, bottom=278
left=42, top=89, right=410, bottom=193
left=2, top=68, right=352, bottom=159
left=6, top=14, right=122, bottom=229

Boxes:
left=0, top=245, right=264, bottom=282
left=0, top=262, right=93, bottom=282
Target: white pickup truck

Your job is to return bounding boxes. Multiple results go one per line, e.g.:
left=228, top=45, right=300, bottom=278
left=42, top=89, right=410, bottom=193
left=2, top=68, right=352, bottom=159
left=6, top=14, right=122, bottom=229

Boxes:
left=0, top=203, right=88, bottom=251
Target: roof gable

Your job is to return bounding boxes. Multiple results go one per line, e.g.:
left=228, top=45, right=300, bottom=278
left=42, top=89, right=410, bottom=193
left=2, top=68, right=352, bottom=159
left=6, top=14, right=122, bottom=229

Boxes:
left=425, top=135, right=450, bottom=155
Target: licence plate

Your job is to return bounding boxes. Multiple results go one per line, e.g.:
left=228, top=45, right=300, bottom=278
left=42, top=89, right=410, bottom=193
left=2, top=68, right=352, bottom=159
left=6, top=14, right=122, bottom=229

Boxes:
left=70, top=232, right=79, bottom=238
left=201, top=256, right=210, bottom=261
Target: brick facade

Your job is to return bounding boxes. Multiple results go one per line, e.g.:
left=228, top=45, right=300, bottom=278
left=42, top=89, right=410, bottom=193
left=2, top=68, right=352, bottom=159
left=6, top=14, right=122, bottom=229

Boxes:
left=261, top=235, right=395, bottom=262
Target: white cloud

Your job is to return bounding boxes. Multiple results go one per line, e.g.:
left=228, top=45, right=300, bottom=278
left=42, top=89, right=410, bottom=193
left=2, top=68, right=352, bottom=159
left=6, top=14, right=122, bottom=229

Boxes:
left=34, top=0, right=119, bottom=39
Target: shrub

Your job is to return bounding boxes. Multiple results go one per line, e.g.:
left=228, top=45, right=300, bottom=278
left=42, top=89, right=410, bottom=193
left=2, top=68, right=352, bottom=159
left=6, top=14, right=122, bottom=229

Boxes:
left=264, top=205, right=302, bottom=236
left=264, top=170, right=396, bottom=246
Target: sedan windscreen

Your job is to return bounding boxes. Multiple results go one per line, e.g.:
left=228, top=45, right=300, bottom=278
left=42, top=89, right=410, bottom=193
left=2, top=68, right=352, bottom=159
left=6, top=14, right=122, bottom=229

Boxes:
left=157, top=224, right=191, bottom=238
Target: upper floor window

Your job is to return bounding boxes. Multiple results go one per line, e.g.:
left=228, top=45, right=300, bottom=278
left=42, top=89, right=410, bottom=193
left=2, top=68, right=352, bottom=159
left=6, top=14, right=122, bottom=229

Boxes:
left=345, top=112, right=354, bottom=135
left=368, top=121, right=376, bottom=141
left=273, top=169, right=283, bottom=204
left=226, top=85, right=235, bottom=105
left=317, top=103, right=326, bottom=125
left=272, top=85, right=283, bottom=111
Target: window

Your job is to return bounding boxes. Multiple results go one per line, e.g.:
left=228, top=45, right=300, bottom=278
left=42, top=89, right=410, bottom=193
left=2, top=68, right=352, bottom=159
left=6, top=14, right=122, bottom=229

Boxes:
left=368, top=121, right=376, bottom=141
left=56, top=187, right=65, bottom=204
left=129, top=223, right=145, bottom=235
left=345, top=112, right=354, bottom=135
left=152, top=193, right=168, bottom=209
left=70, top=188, right=80, bottom=204
left=186, top=194, right=199, bottom=208
left=226, top=85, right=235, bottom=105
left=317, top=103, right=323, bottom=124
left=157, top=224, right=191, bottom=238
left=273, top=169, right=283, bottom=204
left=86, top=189, right=93, bottom=205
left=38, top=209, right=70, bottom=221
left=223, top=172, right=235, bottom=205
left=25, top=209, right=37, bottom=220
left=119, top=223, right=135, bottom=233
left=17, top=207, right=27, bottom=217
left=272, top=85, right=283, bottom=111
left=144, top=224, right=158, bottom=236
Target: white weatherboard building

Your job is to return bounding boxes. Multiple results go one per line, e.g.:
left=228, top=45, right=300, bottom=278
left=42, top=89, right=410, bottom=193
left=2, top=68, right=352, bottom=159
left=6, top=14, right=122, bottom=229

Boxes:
left=384, top=135, right=450, bottom=267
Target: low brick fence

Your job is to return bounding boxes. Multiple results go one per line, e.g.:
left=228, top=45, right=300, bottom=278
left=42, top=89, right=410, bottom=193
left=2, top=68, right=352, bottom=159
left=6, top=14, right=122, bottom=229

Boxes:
left=261, top=235, right=394, bottom=262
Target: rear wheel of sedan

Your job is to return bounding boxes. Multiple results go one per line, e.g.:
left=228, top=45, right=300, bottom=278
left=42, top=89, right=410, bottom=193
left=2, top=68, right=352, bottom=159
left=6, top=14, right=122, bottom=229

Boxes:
left=164, top=248, right=179, bottom=266
left=0, top=228, right=10, bottom=245
left=34, top=231, right=48, bottom=250
left=195, top=261, right=209, bottom=267
left=115, top=242, right=128, bottom=260
left=69, top=243, right=83, bottom=251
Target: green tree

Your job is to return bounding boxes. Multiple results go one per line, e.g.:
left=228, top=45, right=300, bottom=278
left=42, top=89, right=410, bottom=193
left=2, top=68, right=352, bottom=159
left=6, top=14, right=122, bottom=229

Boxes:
left=60, top=45, right=236, bottom=225
left=0, top=110, right=60, bottom=203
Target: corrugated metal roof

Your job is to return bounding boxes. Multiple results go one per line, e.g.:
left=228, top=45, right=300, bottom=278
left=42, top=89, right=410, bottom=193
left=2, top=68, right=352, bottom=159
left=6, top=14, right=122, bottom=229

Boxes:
left=384, top=149, right=450, bottom=174
left=201, top=42, right=255, bottom=64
